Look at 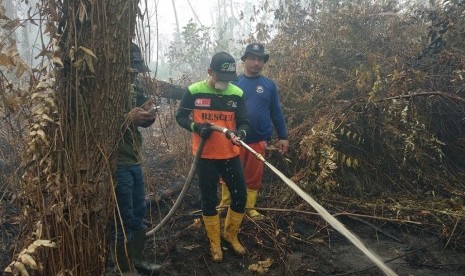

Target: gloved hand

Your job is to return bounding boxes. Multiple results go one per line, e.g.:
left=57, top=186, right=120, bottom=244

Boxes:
left=236, top=130, right=246, bottom=141
left=225, top=130, right=245, bottom=146
left=225, top=130, right=245, bottom=140
left=194, top=122, right=213, bottom=139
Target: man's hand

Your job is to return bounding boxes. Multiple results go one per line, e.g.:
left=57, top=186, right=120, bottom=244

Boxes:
left=276, top=139, right=289, bottom=154
left=194, top=122, right=213, bottom=139
left=141, top=98, right=154, bottom=111
left=128, top=107, right=156, bottom=128
left=141, top=98, right=158, bottom=115
left=225, top=130, right=244, bottom=146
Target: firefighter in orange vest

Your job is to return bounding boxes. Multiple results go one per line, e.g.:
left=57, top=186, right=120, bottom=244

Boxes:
left=176, top=52, right=250, bottom=262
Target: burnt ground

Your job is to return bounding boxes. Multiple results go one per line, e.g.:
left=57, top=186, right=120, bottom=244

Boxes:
left=132, top=180, right=465, bottom=276
left=1, top=114, right=465, bottom=275
left=2, top=187, right=465, bottom=276
left=131, top=121, right=465, bottom=276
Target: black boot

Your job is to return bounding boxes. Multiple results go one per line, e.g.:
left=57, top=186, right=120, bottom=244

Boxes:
left=109, top=241, right=141, bottom=276
left=133, top=229, right=163, bottom=273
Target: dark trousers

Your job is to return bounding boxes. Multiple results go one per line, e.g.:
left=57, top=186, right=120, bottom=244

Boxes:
left=197, top=156, right=246, bottom=216
left=111, top=164, right=147, bottom=243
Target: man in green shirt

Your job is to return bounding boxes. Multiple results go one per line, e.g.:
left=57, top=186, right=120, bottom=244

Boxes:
left=110, top=42, right=161, bottom=275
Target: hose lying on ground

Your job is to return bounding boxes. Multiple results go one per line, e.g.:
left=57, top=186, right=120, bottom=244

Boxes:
left=146, top=138, right=206, bottom=236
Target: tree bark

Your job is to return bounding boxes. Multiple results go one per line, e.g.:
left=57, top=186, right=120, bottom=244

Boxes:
left=17, top=0, right=139, bottom=275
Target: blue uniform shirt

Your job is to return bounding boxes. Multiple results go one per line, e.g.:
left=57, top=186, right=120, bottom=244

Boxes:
left=233, top=74, right=287, bottom=143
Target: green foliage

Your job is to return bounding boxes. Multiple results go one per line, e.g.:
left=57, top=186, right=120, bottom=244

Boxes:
left=166, top=15, right=246, bottom=85
left=167, top=20, right=214, bottom=85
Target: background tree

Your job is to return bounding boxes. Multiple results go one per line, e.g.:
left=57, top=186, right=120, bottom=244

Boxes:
left=167, top=20, right=214, bottom=85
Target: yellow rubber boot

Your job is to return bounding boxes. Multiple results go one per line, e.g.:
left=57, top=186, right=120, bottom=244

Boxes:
left=246, top=188, right=265, bottom=220
left=223, top=208, right=246, bottom=255
left=219, top=183, right=231, bottom=207
left=203, top=214, right=223, bottom=262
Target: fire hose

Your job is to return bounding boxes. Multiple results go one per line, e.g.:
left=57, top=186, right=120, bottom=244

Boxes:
left=145, top=125, right=230, bottom=236
left=146, top=124, right=397, bottom=276
left=145, top=137, right=206, bottom=236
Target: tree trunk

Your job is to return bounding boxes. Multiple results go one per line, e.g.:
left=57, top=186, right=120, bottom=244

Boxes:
left=17, top=0, right=139, bottom=275
left=171, top=0, right=181, bottom=37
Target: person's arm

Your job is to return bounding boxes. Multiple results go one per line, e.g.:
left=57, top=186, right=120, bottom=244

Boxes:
left=269, top=82, right=289, bottom=153
left=125, top=77, right=156, bottom=128
left=270, top=84, right=287, bottom=139
left=235, top=95, right=250, bottom=141
left=175, top=89, right=196, bottom=131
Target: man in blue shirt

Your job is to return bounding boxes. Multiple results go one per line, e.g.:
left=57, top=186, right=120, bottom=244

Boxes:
left=220, top=43, right=289, bottom=219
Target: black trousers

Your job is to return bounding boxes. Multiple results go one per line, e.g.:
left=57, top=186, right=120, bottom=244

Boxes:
left=197, top=156, right=247, bottom=216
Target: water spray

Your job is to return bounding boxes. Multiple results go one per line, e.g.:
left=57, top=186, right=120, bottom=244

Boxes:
left=210, top=125, right=397, bottom=276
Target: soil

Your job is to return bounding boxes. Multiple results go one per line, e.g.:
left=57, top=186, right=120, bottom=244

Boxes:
left=130, top=122, right=465, bottom=276
left=1, top=113, right=464, bottom=276
left=132, top=182, right=465, bottom=276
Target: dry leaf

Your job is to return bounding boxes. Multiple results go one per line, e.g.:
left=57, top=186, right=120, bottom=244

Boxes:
left=257, top=266, right=267, bottom=274
left=15, top=61, right=29, bottom=77
left=78, top=1, right=87, bottom=23
left=0, top=53, right=14, bottom=66
left=41, top=114, right=54, bottom=122
left=73, top=58, right=85, bottom=70
left=33, top=221, right=43, bottom=238
left=4, top=261, right=15, bottom=273
left=36, top=129, right=46, bottom=142
left=85, top=54, right=95, bottom=73
left=248, top=259, right=272, bottom=275
left=311, top=238, right=326, bottom=244
left=259, top=258, right=273, bottom=268
left=14, top=261, right=29, bottom=276
left=2, top=18, right=21, bottom=30
left=3, top=94, right=21, bottom=112
left=79, top=46, right=97, bottom=59
left=248, top=263, right=259, bottom=271
left=183, top=244, right=201, bottom=251
left=35, top=81, right=49, bottom=90
left=24, top=238, right=56, bottom=253
left=19, top=254, right=38, bottom=270
left=192, top=218, right=202, bottom=229
left=34, top=239, right=57, bottom=248
left=52, top=56, right=63, bottom=67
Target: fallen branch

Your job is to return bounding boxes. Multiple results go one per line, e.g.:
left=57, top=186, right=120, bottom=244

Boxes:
left=189, top=207, right=426, bottom=225
left=378, top=91, right=465, bottom=104
left=348, top=216, right=402, bottom=242
left=333, top=211, right=425, bottom=225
